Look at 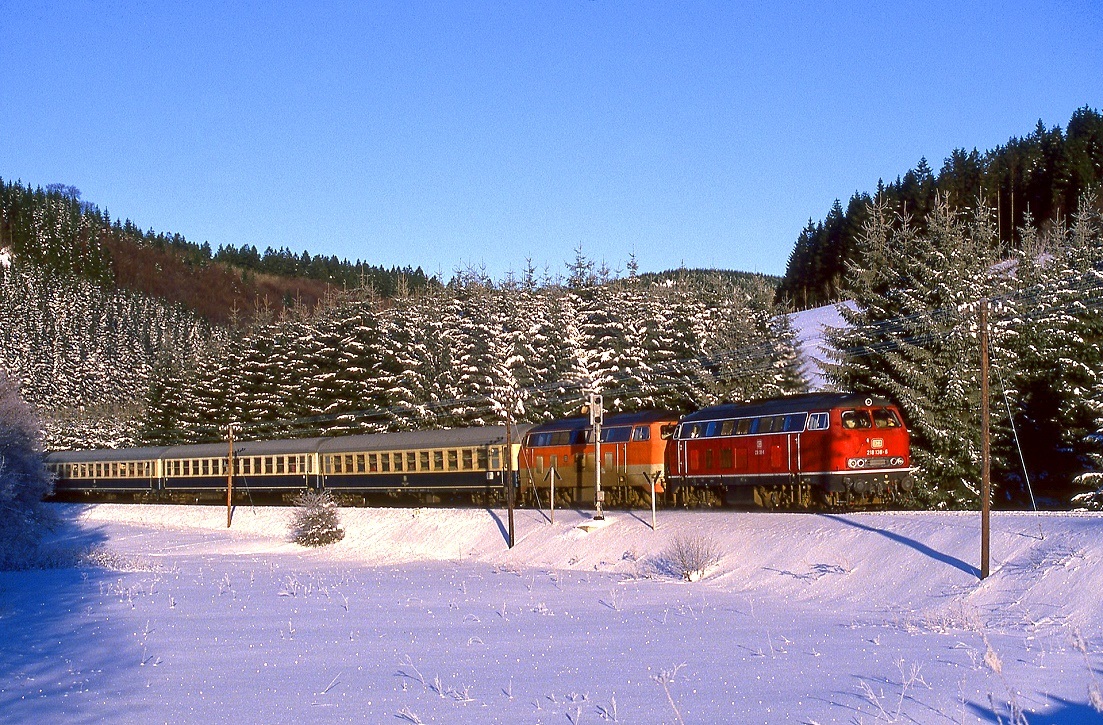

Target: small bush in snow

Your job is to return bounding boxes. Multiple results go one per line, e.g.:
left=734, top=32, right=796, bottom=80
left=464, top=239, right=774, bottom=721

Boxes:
left=0, top=371, right=55, bottom=570
left=290, top=490, right=345, bottom=547
left=663, top=532, right=722, bottom=581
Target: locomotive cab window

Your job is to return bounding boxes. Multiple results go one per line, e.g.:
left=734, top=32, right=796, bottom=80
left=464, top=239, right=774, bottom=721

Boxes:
left=841, top=410, right=873, bottom=429
left=872, top=408, right=902, bottom=428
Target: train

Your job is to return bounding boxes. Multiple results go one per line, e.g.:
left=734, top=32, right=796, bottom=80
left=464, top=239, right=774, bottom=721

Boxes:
left=45, top=392, right=912, bottom=509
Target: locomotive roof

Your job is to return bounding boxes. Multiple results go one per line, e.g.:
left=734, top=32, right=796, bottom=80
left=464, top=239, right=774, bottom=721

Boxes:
left=317, top=425, right=533, bottom=453
left=526, top=410, right=680, bottom=434
left=680, top=393, right=895, bottom=422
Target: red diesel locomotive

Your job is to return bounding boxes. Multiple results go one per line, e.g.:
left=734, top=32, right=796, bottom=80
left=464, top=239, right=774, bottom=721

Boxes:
left=665, top=392, right=912, bottom=507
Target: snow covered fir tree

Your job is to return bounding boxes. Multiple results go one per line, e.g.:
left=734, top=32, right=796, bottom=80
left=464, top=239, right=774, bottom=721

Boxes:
left=828, top=193, right=1103, bottom=508
left=0, top=370, right=55, bottom=570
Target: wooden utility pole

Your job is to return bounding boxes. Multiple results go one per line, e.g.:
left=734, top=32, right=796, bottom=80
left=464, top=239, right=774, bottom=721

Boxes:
left=226, top=424, right=236, bottom=529
left=980, top=300, right=991, bottom=579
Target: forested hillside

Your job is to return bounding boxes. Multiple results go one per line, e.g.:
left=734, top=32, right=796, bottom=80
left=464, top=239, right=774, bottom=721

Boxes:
left=778, top=106, right=1103, bottom=308
left=0, top=179, right=435, bottom=323
left=141, top=272, right=804, bottom=445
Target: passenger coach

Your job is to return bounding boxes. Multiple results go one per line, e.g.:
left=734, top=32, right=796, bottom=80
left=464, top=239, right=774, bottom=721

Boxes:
left=46, top=425, right=527, bottom=504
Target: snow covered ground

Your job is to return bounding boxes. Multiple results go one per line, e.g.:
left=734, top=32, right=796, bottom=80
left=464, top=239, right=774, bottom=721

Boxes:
left=2, top=504, right=1102, bottom=723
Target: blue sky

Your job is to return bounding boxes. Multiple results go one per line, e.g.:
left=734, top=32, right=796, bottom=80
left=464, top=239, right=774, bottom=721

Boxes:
left=2, top=1, right=1100, bottom=281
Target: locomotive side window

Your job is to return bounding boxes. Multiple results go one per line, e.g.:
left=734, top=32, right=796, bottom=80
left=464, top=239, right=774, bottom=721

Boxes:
left=704, top=421, right=720, bottom=437
left=807, top=412, right=830, bottom=430
left=720, top=420, right=735, bottom=436
left=872, top=408, right=902, bottom=428
left=841, top=410, right=873, bottom=429
left=632, top=426, right=651, bottom=441
left=784, top=413, right=808, bottom=432
left=736, top=418, right=753, bottom=435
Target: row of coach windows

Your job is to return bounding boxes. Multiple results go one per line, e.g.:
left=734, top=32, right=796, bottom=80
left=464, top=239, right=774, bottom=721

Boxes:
left=56, top=461, right=154, bottom=478
left=681, top=413, right=810, bottom=440
left=323, top=448, right=502, bottom=475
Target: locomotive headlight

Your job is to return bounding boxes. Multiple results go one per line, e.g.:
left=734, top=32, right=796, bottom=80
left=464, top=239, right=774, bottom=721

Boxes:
left=891, top=457, right=905, bottom=466
left=847, top=458, right=866, bottom=469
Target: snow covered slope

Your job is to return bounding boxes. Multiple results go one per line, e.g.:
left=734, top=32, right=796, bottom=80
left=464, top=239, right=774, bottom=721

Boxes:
left=2, top=504, right=1100, bottom=723
left=789, top=301, right=853, bottom=391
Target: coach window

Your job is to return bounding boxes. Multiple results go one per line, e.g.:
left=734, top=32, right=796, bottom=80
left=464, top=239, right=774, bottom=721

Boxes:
left=394, top=453, right=403, bottom=472
left=367, top=454, right=378, bottom=472
left=405, top=452, right=416, bottom=471
left=242, top=458, right=251, bottom=475
left=274, top=457, right=283, bottom=475
left=476, top=449, right=488, bottom=469
left=460, top=449, right=472, bottom=470
left=433, top=450, right=444, bottom=470
left=378, top=454, right=388, bottom=472
left=448, top=450, right=459, bottom=471
left=417, top=451, right=428, bottom=471
left=490, top=447, right=501, bottom=469
left=873, top=408, right=901, bottom=428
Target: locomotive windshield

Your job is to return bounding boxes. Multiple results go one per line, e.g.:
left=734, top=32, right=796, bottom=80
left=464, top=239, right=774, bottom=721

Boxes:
left=841, top=410, right=873, bottom=429
left=872, top=408, right=902, bottom=428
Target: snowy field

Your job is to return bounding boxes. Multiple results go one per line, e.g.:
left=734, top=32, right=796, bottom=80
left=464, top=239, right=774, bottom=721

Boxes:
left=2, top=504, right=1102, bottom=724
